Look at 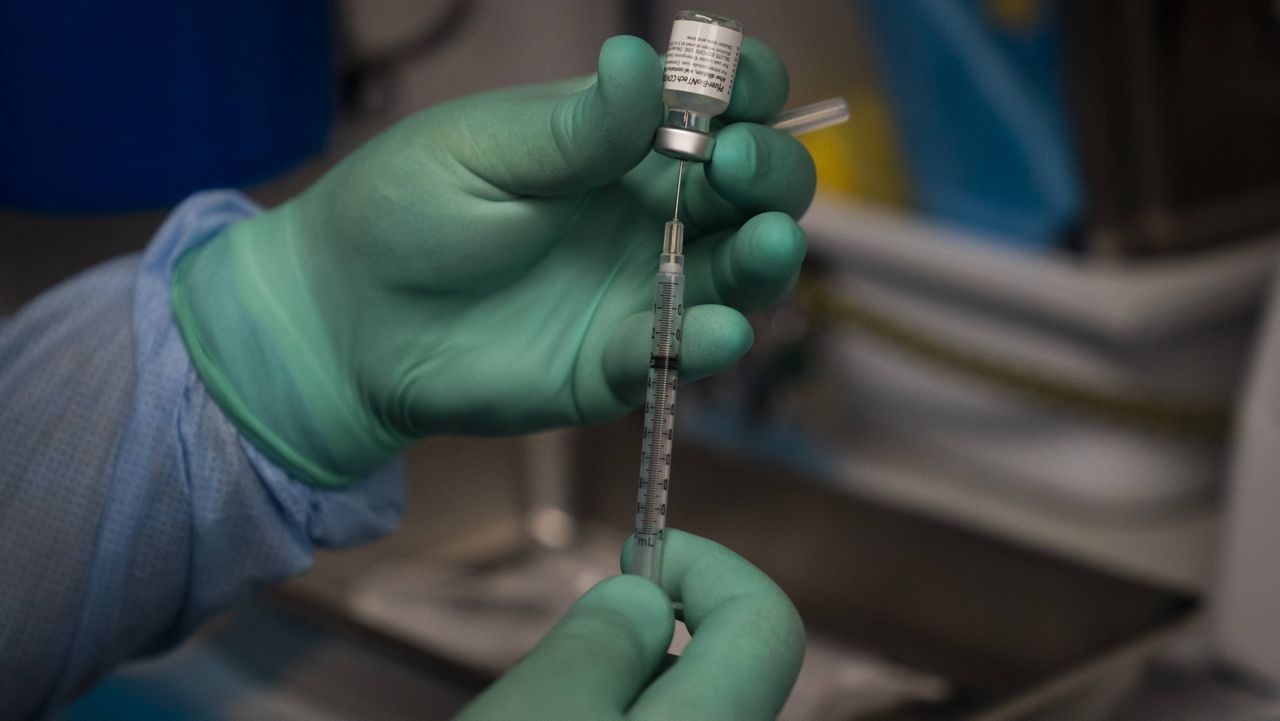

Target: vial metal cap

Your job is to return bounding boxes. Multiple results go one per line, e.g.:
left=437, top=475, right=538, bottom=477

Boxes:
left=654, top=127, right=715, bottom=162
left=653, top=109, right=715, bottom=162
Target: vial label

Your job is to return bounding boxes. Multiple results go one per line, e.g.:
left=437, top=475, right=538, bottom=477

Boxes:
left=663, top=19, right=742, bottom=104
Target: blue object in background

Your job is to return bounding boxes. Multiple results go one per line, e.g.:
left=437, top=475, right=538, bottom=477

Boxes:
left=0, top=1, right=334, bottom=212
left=858, top=0, right=1082, bottom=251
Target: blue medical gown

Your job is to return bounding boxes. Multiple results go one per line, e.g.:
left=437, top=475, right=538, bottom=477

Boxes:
left=0, top=192, right=404, bottom=719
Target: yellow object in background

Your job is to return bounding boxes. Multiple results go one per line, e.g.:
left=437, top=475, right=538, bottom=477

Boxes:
left=985, top=0, right=1045, bottom=32
left=799, top=86, right=911, bottom=207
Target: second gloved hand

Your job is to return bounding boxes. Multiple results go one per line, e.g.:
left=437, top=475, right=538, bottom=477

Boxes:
left=172, top=35, right=815, bottom=486
left=455, top=530, right=806, bottom=721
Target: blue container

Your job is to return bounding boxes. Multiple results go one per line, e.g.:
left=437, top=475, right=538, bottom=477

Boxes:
left=858, top=0, right=1082, bottom=251
left=0, top=1, right=333, bottom=212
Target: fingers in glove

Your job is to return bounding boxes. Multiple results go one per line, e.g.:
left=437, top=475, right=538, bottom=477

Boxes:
left=455, top=575, right=673, bottom=721
left=453, top=35, right=663, bottom=196
left=620, top=530, right=806, bottom=721
left=720, top=37, right=791, bottom=124
left=683, top=211, right=807, bottom=314
left=603, top=304, right=754, bottom=406
left=679, top=123, right=817, bottom=233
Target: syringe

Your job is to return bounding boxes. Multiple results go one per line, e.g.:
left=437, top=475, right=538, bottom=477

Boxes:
left=631, top=96, right=851, bottom=584
left=631, top=167, right=690, bottom=584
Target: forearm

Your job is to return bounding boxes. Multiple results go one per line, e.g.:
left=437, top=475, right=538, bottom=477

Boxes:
left=0, top=192, right=403, bottom=717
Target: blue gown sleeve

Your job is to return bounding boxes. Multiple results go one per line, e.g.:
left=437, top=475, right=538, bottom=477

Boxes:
left=0, top=191, right=404, bottom=719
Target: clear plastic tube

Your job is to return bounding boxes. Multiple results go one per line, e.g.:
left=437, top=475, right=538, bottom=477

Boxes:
left=771, top=97, right=851, bottom=136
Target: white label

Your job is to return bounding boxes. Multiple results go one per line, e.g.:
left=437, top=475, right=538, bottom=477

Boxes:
left=663, top=19, right=742, bottom=103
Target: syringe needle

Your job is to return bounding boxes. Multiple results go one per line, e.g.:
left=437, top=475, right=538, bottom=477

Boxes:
left=672, top=160, right=687, bottom=222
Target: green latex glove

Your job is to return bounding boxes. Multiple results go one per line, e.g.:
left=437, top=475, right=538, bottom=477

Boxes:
left=456, top=529, right=805, bottom=721
left=172, top=35, right=816, bottom=486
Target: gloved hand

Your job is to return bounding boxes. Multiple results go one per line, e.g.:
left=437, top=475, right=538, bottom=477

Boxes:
left=172, top=35, right=815, bottom=486
left=456, top=529, right=805, bottom=721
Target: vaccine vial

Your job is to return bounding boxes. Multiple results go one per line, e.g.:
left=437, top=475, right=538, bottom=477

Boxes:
left=653, top=11, right=743, bottom=163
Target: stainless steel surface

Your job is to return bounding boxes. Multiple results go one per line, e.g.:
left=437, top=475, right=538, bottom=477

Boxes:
left=1107, top=663, right=1279, bottom=721
left=574, top=418, right=1197, bottom=719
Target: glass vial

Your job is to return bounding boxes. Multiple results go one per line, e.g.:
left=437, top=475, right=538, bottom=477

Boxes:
left=653, top=11, right=743, bottom=162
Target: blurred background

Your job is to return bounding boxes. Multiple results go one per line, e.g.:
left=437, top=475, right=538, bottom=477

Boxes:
left=5, top=0, right=1280, bottom=718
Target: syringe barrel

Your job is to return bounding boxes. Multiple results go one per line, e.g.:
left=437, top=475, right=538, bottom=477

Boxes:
left=633, top=249, right=685, bottom=586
